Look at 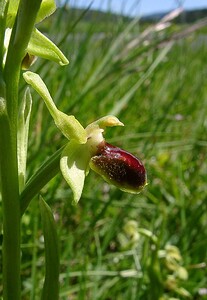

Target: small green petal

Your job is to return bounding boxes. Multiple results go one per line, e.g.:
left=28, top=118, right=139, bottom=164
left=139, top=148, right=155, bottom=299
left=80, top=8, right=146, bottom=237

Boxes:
left=86, top=115, right=124, bottom=133
left=23, top=71, right=87, bottom=144
left=27, top=28, right=69, bottom=66
left=60, top=142, right=91, bottom=204
left=36, top=0, right=56, bottom=24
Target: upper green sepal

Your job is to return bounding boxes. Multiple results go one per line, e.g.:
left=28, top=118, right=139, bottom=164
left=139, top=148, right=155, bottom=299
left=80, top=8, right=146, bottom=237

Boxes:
left=23, top=71, right=87, bottom=144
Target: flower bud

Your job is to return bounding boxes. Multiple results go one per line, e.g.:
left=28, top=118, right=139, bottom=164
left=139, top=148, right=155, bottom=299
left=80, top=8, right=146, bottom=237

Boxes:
left=90, top=142, right=147, bottom=193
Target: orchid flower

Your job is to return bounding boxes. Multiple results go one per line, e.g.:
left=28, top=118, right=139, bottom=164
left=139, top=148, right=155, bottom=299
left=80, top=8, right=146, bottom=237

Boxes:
left=23, top=71, right=147, bottom=204
left=3, top=0, right=68, bottom=68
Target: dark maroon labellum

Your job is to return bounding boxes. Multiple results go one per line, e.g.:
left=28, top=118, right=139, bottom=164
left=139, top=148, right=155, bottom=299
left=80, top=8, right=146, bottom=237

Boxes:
left=90, top=142, right=147, bottom=193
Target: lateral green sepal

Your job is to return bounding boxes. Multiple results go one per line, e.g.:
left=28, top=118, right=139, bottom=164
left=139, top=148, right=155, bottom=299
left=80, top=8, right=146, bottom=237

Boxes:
left=60, top=142, right=91, bottom=204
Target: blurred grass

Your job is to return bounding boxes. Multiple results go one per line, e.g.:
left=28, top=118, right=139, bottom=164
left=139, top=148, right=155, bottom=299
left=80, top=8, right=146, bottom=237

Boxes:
left=4, top=3, right=207, bottom=300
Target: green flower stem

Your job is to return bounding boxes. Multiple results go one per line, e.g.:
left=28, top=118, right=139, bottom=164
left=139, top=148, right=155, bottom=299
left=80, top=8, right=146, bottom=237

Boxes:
left=0, top=0, right=42, bottom=299
left=0, top=100, right=21, bottom=300
left=20, top=146, right=63, bottom=215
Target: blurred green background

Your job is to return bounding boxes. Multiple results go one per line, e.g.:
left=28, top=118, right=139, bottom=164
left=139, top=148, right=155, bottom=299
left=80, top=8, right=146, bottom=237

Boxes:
left=5, top=2, right=207, bottom=299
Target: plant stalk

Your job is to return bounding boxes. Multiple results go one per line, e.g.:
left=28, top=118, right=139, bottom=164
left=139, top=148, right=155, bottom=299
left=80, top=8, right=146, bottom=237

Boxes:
left=0, top=0, right=42, bottom=299
left=0, top=104, right=21, bottom=299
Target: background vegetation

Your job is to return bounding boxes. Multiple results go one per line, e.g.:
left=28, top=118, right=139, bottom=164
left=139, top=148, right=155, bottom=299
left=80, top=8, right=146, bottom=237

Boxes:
left=1, top=3, right=207, bottom=300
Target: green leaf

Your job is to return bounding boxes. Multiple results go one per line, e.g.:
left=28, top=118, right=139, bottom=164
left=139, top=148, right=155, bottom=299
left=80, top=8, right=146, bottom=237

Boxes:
left=39, top=196, right=59, bottom=300
left=36, top=0, right=56, bottom=24
left=27, top=28, right=69, bottom=66
left=60, top=141, right=91, bottom=204
left=23, top=71, right=87, bottom=144
left=20, top=146, right=64, bottom=215
left=17, top=88, right=32, bottom=192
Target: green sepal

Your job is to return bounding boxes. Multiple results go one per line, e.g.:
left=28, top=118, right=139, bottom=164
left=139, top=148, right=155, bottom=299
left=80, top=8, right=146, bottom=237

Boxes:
left=39, top=196, right=59, bottom=300
left=60, top=141, right=91, bottom=204
left=17, top=88, right=32, bottom=192
left=23, top=71, right=87, bottom=144
left=27, top=28, right=69, bottom=66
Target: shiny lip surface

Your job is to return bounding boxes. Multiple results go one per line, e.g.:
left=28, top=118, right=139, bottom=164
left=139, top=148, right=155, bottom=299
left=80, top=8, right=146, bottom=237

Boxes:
left=90, top=142, right=147, bottom=193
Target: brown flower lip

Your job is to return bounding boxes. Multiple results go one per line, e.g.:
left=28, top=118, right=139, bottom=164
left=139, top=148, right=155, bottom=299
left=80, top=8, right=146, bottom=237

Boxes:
left=90, top=142, right=147, bottom=193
